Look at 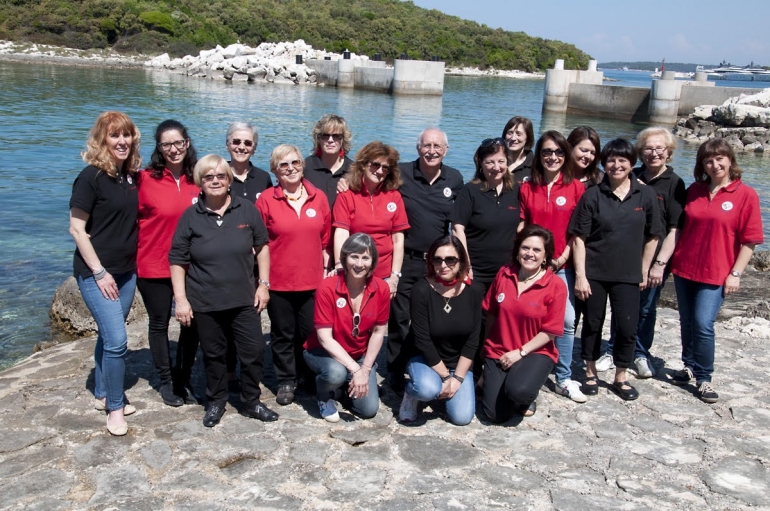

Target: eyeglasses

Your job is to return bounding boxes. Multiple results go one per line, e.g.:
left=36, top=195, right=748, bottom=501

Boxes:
left=158, top=139, right=188, bottom=151
left=352, top=313, right=361, bottom=337
left=202, top=173, right=228, bottom=183
left=480, top=137, right=506, bottom=148
left=277, top=160, right=302, bottom=172
left=420, top=143, right=446, bottom=152
left=368, top=161, right=391, bottom=172
left=431, top=256, right=460, bottom=267
left=320, top=133, right=343, bottom=142
left=541, top=148, right=565, bottom=158
left=643, top=147, right=667, bottom=155
left=230, top=138, right=254, bottom=148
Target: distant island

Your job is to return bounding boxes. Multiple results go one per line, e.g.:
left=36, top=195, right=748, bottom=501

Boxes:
left=600, top=61, right=769, bottom=72
left=0, top=0, right=591, bottom=72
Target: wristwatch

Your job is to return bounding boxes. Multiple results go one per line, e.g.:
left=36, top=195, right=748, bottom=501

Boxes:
left=258, top=279, right=270, bottom=289
left=519, top=348, right=528, bottom=357
left=730, top=270, right=741, bottom=278
left=655, top=260, right=667, bottom=267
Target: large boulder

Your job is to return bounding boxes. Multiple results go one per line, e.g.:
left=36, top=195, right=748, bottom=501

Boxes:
left=49, top=277, right=146, bottom=338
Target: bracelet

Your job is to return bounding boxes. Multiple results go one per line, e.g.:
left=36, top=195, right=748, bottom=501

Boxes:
left=441, top=374, right=452, bottom=382
left=93, top=267, right=107, bottom=281
left=452, top=374, right=464, bottom=383
left=655, top=260, right=667, bottom=267
left=257, top=279, right=270, bottom=289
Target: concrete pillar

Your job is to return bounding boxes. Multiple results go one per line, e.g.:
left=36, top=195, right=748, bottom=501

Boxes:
left=661, top=70, right=676, bottom=81
left=392, top=60, right=444, bottom=95
left=337, top=58, right=355, bottom=88
left=649, top=74, right=684, bottom=124
left=694, top=72, right=708, bottom=82
left=543, top=66, right=573, bottom=114
left=587, top=60, right=597, bottom=72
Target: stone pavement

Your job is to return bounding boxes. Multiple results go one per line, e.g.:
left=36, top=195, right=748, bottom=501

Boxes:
left=1, top=308, right=769, bottom=510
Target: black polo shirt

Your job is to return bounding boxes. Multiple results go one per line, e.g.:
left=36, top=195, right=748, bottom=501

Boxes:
left=169, top=196, right=268, bottom=312
left=69, top=165, right=138, bottom=278
left=511, top=151, right=533, bottom=186
left=303, top=154, right=353, bottom=211
left=398, top=159, right=464, bottom=254
left=634, top=165, right=686, bottom=232
left=450, top=182, right=520, bottom=283
left=229, top=162, right=273, bottom=204
left=568, top=176, right=663, bottom=284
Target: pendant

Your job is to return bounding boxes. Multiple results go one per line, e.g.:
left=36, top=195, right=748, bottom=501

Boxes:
left=443, top=302, right=452, bottom=314
left=216, top=220, right=223, bottom=226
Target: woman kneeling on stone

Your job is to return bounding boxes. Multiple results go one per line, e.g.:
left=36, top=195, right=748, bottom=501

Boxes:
left=399, top=235, right=484, bottom=425
left=481, top=224, right=567, bottom=421
left=303, top=233, right=389, bottom=422
left=169, top=154, right=278, bottom=428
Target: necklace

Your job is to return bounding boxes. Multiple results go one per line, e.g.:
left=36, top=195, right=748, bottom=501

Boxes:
left=431, top=279, right=458, bottom=313
left=284, top=184, right=304, bottom=201
left=519, top=267, right=543, bottom=283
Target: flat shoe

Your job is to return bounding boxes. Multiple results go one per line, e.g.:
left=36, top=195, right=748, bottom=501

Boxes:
left=95, top=398, right=136, bottom=416
left=522, top=401, right=537, bottom=417
left=106, top=420, right=128, bottom=436
left=612, top=381, right=639, bottom=401
left=241, top=402, right=279, bottom=422
left=582, top=376, right=599, bottom=396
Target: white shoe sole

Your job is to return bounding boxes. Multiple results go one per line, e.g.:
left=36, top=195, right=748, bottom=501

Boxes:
left=322, top=412, right=340, bottom=423
left=95, top=399, right=136, bottom=416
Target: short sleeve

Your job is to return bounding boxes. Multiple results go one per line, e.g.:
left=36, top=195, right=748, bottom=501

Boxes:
left=255, top=192, right=270, bottom=226
left=249, top=204, right=269, bottom=246
left=644, top=188, right=664, bottom=239
left=739, top=186, right=764, bottom=245
left=518, top=182, right=531, bottom=222
left=375, top=280, right=390, bottom=325
left=568, top=190, right=595, bottom=238
left=450, top=185, right=474, bottom=226
left=391, top=192, right=410, bottom=232
left=482, top=267, right=505, bottom=315
left=320, top=198, right=332, bottom=248
left=541, top=276, right=567, bottom=337
left=667, top=176, right=686, bottom=229
left=332, top=191, right=353, bottom=229
left=69, top=166, right=99, bottom=214
left=313, top=280, right=336, bottom=328
left=168, top=210, right=193, bottom=265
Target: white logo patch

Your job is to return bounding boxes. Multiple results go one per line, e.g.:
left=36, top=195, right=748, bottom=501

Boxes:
left=522, top=176, right=530, bottom=183
left=387, top=202, right=397, bottom=212
left=192, top=197, right=198, bottom=205
left=256, top=192, right=261, bottom=200
left=306, top=208, right=317, bottom=218
left=497, top=293, right=505, bottom=303
left=555, top=196, right=567, bottom=206
left=336, top=297, right=347, bottom=308
left=443, top=187, right=452, bottom=198
left=126, top=175, right=133, bottom=185
left=722, top=201, right=733, bottom=211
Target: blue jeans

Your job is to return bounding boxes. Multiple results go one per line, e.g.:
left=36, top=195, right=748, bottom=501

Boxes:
left=607, top=272, right=668, bottom=360
left=553, top=268, right=576, bottom=384
left=303, top=349, right=380, bottom=419
left=674, top=276, right=724, bottom=384
left=405, top=356, right=475, bottom=426
left=77, top=271, right=136, bottom=411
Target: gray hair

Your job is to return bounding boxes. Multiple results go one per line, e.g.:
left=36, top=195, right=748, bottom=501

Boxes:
left=226, top=121, right=258, bottom=148
left=416, top=127, right=449, bottom=151
left=340, top=233, right=379, bottom=278
left=635, top=126, right=677, bottom=163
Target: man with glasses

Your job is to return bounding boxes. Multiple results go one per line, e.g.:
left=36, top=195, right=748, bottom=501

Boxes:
left=387, top=127, right=464, bottom=392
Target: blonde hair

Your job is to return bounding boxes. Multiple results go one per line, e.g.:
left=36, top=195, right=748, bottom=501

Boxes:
left=81, top=111, right=141, bottom=177
left=269, top=144, right=305, bottom=175
left=635, top=126, right=677, bottom=163
left=193, top=154, right=233, bottom=187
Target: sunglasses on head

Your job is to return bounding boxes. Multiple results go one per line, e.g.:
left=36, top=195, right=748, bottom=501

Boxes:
left=480, top=137, right=506, bottom=148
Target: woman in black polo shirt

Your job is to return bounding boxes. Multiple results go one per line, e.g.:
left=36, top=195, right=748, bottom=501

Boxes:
left=569, top=139, right=663, bottom=401
left=69, top=111, right=141, bottom=436
left=170, top=154, right=278, bottom=428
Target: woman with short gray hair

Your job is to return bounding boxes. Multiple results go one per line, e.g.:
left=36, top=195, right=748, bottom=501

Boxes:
left=226, top=121, right=272, bottom=203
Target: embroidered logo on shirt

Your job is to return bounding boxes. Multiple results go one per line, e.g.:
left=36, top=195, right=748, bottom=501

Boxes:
left=126, top=175, right=133, bottom=184
left=722, top=201, right=733, bottom=211
left=497, top=293, right=505, bottom=303
left=306, top=208, right=317, bottom=218
left=555, top=196, right=567, bottom=206
left=336, top=297, right=347, bottom=308
left=634, top=207, right=644, bottom=211
left=443, top=187, right=452, bottom=198
left=238, top=224, right=250, bottom=229
left=387, top=202, right=397, bottom=212
left=192, top=197, right=198, bottom=205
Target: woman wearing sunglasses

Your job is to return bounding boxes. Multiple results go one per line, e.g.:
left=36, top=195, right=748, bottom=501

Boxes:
left=256, top=145, right=331, bottom=406
left=136, top=119, right=200, bottom=408
left=519, top=130, right=585, bottom=404
left=304, top=113, right=354, bottom=210
left=332, top=141, right=409, bottom=297
left=170, top=154, right=278, bottom=428
left=304, top=233, right=389, bottom=422
left=226, top=121, right=273, bottom=203
left=398, top=235, right=484, bottom=425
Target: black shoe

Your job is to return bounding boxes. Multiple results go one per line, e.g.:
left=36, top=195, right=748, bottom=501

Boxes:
left=612, top=381, right=639, bottom=401
left=671, top=367, right=694, bottom=386
left=160, top=382, right=184, bottom=407
left=176, top=384, right=199, bottom=405
left=203, top=404, right=226, bottom=427
left=697, top=382, right=719, bottom=403
left=241, top=402, right=279, bottom=422
left=582, top=376, right=600, bottom=396
left=276, top=383, right=295, bottom=406
left=521, top=401, right=537, bottom=417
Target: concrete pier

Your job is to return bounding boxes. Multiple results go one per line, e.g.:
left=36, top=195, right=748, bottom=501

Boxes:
left=543, top=59, right=604, bottom=114
left=392, top=59, right=445, bottom=95
left=305, top=57, right=445, bottom=95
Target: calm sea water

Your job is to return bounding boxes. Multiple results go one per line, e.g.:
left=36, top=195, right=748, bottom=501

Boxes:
left=0, top=62, right=768, bottom=370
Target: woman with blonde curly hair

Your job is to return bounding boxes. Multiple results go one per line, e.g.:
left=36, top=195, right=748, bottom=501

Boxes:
left=69, top=111, right=142, bottom=436
left=304, top=114, right=354, bottom=210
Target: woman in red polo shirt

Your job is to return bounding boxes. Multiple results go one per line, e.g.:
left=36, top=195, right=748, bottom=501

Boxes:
left=304, top=233, right=389, bottom=422
left=519, top=130, right=585, bottom=404
left=256, top=144, right=331, bottom=406
left=670, top=139, right=763, bottom=403
left=136, top=119, right=200, bottom=407
left=332, top=141, right=409, bottom=296
left=481, top=224, right=567, bottom=421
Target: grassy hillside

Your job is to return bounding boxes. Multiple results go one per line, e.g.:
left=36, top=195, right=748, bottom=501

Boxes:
left=0, top=0, right=591, bottom=71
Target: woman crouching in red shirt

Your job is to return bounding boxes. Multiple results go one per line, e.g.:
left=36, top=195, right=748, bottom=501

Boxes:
left=304, top=233, right=389, bottom=422
left=481, top=224, right=567, bottom=421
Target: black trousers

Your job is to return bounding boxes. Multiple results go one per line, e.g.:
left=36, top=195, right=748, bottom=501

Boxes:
left=580, top=280, right=639, bottom=369
left=195, top=306, right=265, bottom=407
left=482, top=354, right=554, bottom=423
left=387, top=254, right=425, bottom=376
left=136, top=277, right=199, bottom=388
left=266, top=290, right=315, bottom=386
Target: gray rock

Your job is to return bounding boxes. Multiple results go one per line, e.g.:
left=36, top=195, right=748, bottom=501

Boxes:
left=701, top=456, right=770, bottom=506
left=0, top=446, right=66, bottom=478
left=394, top=434, right=480, bottom=470
left=329, top=425, right=387, bottom=445
left=288, top=440, right=329, bottom=465
left=90, top=465, right=151, bottom=504
left=551, top=489, right=653, bottom=511
left=327, top=468, right=386, bottom=496
left=628, top=437, right=705, bottom=465
left=473, top=464, right=545, bottom=490
left=141, top=439, right=173, bottom=469
left=0, top=468, right=72, bottom=508
left=74, top=434, right=135, bottom=468
left=0, top=428, right=56, bottom=453
left=340, top=442, right=391, bottom=463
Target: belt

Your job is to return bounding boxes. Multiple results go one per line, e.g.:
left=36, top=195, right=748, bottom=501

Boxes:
left=405, top=248, right=428, bottom=260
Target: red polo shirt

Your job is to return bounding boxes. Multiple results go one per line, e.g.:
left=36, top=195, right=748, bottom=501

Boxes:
left=332, top=187, right=410, bottom=279
left=137, top=169, right=200, bottom=278
left=256, top=179, right=331, bottom=292
left=482, top=265, right=566, bottom=363
left=519, top=174, right=584, bottom=261
left=672, top=179, right=763, bottom=286
left=304, top=273, right=390, bottom=359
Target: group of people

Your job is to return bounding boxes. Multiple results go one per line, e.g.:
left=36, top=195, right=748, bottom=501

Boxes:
left=70, top=110, right=763, bottom=436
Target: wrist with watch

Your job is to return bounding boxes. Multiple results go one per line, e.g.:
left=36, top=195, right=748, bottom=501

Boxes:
left=730, top=270, right=741, bottom=278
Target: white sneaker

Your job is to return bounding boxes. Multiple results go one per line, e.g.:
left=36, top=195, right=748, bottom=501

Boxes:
left=634, top=357, right=654, bottom=378
left=595, top=353, right=615, bottom=372
left=399, top=393, right=419, bottom=422
left=318, top=399, right=340, bottom=422
left=556, top=379, right=588, bottom=403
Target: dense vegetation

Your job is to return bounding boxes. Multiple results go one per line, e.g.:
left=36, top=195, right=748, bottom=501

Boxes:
left=0, top=0, right=591, bottom=71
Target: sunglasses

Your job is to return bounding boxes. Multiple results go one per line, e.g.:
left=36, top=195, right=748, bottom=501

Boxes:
left=277, top=159, right=302, bottom=172
left=320, top=133, right=343, bottom=142
left=368, top=161, right=391, bottom=172
left=480, top=137, right=506, bottom=148
left=541, top=148, right=565, bottom=158
left=202, top=173, right=228, bottom=183
left=431, top=256, right=460, bottom=267
left=230, top=138, right=254, bottom=147
left=352, top=313, right=361, bottom=337
left=158, top=139, right=187, bottom=151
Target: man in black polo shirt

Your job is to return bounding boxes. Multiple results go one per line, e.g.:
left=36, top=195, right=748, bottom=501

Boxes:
left=388, top=127, right=464, bottom=391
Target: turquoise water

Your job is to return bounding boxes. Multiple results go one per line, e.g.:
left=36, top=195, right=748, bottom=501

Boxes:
left=0, top=62, right=768, bottom=370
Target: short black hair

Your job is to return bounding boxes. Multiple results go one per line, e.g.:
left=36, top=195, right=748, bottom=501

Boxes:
left=600, top=138, right=637, bottom=167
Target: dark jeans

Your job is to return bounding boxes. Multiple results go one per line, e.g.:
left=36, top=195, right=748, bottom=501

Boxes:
left=387, top=254, right=425, bottom=377
left=267, top=290, right=315, bottom=386
left=674, top=276, right=724, bottom=384
left=581, top=280, right=639, bottom=369
left=481, top=354, right=554, bottom=423
left=304, top=349, right=380, bottom=419
left=137, top=277, right=199, bottom=389
left=195, top=306, right=265, bottom=407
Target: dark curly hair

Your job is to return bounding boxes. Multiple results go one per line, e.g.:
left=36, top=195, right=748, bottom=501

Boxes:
left=512, top=224, right=555, bottom=270
left=148, top=119, right=197, bottom=183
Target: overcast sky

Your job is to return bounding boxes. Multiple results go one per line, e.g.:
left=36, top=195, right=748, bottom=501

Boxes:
left=409, top=0, right=769, bottom=66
